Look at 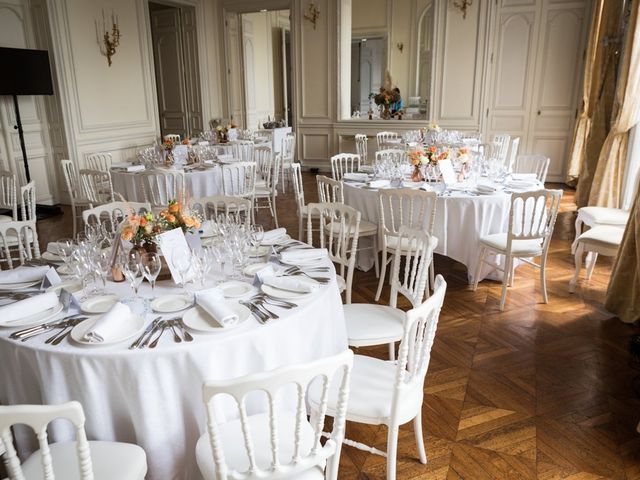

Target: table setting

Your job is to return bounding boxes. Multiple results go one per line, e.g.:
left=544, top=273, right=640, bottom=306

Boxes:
left=0, top=216, right=347, bottom=479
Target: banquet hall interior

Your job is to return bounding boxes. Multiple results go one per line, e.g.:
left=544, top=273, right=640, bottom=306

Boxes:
left=1, top=0, right=640, bottom=479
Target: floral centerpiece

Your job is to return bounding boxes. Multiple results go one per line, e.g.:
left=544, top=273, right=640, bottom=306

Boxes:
left=162, top=138, right=175, bottom=167
left=121, top=211, right=160, bottom=253
left=369, top=71, right=401, bottom=120
left=157, top=200, right=202, bottom=233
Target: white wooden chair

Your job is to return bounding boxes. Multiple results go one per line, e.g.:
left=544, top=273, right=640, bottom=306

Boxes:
left=514, top=154, right=550, bottom=183
left=376, top=131, right=399, bottom=150
left=375, top=149, right=406, bottom=165
left=291, top=163, right=314, bottom=241
left=505, top=137, right=520, bottom=172
left=569, top=225, right=625, bottom=293
left=473, top=189, right=563, bottom=311
left=14, top=159, right=27, bottom=190
left=195, top=350, right=353, bottom=480
left=164, top=134, right=182, bottom=143
left=0, top=401, right=147, bottom=480
left=307, top=202, right=361, bottom=303
left=330, top=153, right=361, bottom=181
left=61, top=159, right=94, bottom=237
left=309, top=276, right=447, bottom=480
left=138, top=170, right=185, bottom=211
left=82, top=201, right=151, bottom=233
left=19, top=181, right=37, bottom=222
left=253, top=146, right=272, bottom=189
left=280, top=134, right=295, bottom=193
left=190, top=195, right=252, bottom=224
left=86, top=152, right=112, bottom=172
left=491, top=133, right=511, bottom=164
left=0, top=220, right=40, bottom=268
left=232, top=140, right=255, bottom=162
left=347, top=226, right=434, bottom=359
left=375, top=189, right=438, bottom=302
left=254, top=154, right=281, bottom=227
left=355, top=134, right=368, bottom=164
left=0, top=170, right=17, bottom=223
left=221, top=162, right=257, bottom=222
left=79, top=169, right=114, bottom=205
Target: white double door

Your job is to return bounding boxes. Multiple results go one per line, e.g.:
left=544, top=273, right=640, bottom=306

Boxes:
left=485, top=0, right=591, bottom=182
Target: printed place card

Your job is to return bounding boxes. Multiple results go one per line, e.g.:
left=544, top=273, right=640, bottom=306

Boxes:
left=157, top=228, right=195, bottom=285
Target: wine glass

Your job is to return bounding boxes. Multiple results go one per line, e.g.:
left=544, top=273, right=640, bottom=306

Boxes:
left=123, top=251, right=144, bottom=302
left=249, top=225, right=264, bottom=257
left=171, top=250, right=193, bottom=293
left=141, top=252, right=162, bottom=298
left=56, top=238, right=74, bottom=264
left=94, top=248, right=113, bottom=293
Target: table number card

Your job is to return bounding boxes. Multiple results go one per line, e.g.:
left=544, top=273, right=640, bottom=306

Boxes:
left=438, top=159, right=457, bottom=186
left=157, top=228, right=195, bottom=284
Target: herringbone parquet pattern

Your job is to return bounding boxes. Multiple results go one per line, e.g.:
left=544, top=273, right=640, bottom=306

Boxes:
left=35, top=173, right=640, bottom=479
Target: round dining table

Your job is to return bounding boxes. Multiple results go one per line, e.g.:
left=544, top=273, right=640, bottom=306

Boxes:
left=343, top=181, right=541, bottom=283
left=0, top=259, right=347, bottom=479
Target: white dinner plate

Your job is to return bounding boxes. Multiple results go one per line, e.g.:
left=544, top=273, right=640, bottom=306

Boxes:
left=70, top=314, right=145, bottom=347
left=182, top=303, right=250, bottom=333
left=0, top=302, right=64, bottom=328
left=243, top=262, right=269, bottom=276
left=80, top=295, right=119, bottom=314
left=41, top=251, right=62, bottom=263
left=0, top=280, right=41, bottom=291
left=261, top=234, right=291, bottom=246
left=470, top=188, right=499, bottom=196
left=151, top=294, right=193, bottom=313
left=218, top=281, right=253, bottom=298
left=279, top=256, right=327, bottom=267
left=56, top=263, right=73, bottom=276
left=248, top=246, right=271, bottom=258
left=46, top=280, right=83, bottom=295
left=261, top=280, right=315, bottom=300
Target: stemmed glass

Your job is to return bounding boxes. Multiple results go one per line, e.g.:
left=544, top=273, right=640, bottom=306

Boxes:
left=141, top=252, right=162, bottom=298
left=171, top=250, right=193, bottom=294
left=122, top=251, right=144, bottom=307
left=56, top=238, right=74, bottom=265
left=249, top=225, right=264, bottom=257
left=94, top=248, right=113, bottom=293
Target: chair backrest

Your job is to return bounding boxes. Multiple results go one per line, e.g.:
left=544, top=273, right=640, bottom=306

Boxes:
left=61, top=159, right=81, bottom=201
left=330, top=153, right=361, bottom=181
left=165, top=134, right=182, bottom=143
left=14, top=159, right=27, bottom=190
left=86, top=152, right=112, bottom=172
left=507, top=189, right=562, bottom=251
left=202, top=349, right=353, bottom=480
left=376, top=131, right=398, bottom=150
left=139, top=170, right=185, bottom=208
left=190, top=195, right=252, bottom=223
left=491, top=133, right=511, bottom=164
left=506, top=137, right=520, bottom=172
left=0, top=170, right=17, bottom=221
left=390, top=275, right=446, bottom=420
left=291, top=163, right=305, bottom=214
left=20, top=181, right=37, bottom=222
left=254, top=146, right=273, bottom=177
left=375, top=149, right=406, bottom=165
left=307, top=202, right=360, bottom=275
left=138, top=146, right=163, bottom=166
left=378, top=188, right=437, bottom=239
left=221, top=161, right=257, bottom=197
left=514, top=154, right=550, bottom=183
left=355, top=134, right=368, bottom=164
left=0, top=401, right=94, bottom=480
left=0, top=220, right=41, bottom=268
left=316, top=175, right=344, bottom=204
left=281, top=134, right=296, bottom=163
left=388, top=226, right=435, bottom=309
left=82, top=201, right=152, bottom=232
left=79, top=169, right=113, bottom=205
left=232, top=140, right=255, bottom=162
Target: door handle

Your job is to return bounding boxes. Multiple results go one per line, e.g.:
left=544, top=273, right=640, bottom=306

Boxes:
left=537, top=110, right=541, bottom=116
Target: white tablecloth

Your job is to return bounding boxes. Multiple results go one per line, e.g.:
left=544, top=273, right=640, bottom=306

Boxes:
left=343, top=183, right=516, bottom=283
left=0, top=265, right=347, bottom=479
left=112, top=167, right=226, bottom=203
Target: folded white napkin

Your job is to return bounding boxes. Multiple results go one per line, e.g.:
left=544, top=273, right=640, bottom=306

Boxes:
left=359, top=165, right=375, bottom=174
left=368, top=179, right=390, bottom=189
left=83, top=303, right=132, bottom=343
left=262, top=276, right=319, bottom=293
left=1, top=291, right=59, bottom=324
left=0, top=265, right=50, bottom=284
left=279, top=248, right=328, bottom=264
left=255, top=264, right=286, bottom=283
left=507, top=179, right=538, bottom=189
left=111, top=163, right=146, bottom=173
left=475, top=184, right=498, bottom=194
left=343, top=172, right=369, bottom=182
left=46, top=243, right=60, bottom=255
left=196, top=288, right=238, bottom=327
left=198, top=141, right=210, bottom=146
left=262, top=228, right=287, bottom=244
left=511, top=173, right=538, bottom=181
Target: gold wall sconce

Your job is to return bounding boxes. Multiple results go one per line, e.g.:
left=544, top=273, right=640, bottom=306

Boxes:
left=95, top=9, right=121, bottom=67
left=304, top=1, right=320, bottom=30
left=452, top=0, right=473, bottom=19
left=397, top=42, right=404, bottom=53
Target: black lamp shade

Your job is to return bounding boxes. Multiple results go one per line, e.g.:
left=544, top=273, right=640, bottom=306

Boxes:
left=0, top=47, right=53, bottom=96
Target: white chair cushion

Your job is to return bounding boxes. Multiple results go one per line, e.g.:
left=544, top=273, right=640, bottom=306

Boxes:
left=255, top=178, right=267, bottom=188
left=577, top=225, right=624, bottom=248
left=20, top=441, right=147, bottom=480
left=308, top=354, right=423, bottom=426
left=479, top=233, right=543, bottom=256
left=0, top=214, right=14, bottom=223
left=344, top=303, right=405, bottom=347
left=195, top=412, right=323, bottom=480
left=386, top=234, right=438, bottom=252
left=578, top=206, right=629, bottom=226
left=358, top=219, right=378, bottom=236
left=255, top=186, right=275, bottom=197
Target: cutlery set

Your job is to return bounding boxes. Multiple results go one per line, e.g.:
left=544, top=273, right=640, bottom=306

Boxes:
left=241, top=294, right=298, bottom=324
left=129, top=317, right=193, bottom=349
left=10, top=315, right=87, bottom=342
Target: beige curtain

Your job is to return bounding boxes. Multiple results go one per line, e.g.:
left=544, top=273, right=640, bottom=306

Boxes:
left=588, top=2, right=640, bottom=208
left=605, top=181, right=640, bottom=323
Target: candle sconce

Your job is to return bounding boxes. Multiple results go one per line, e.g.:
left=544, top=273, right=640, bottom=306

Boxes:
left=304, top=1, right=320, bottom=30
left=95, top=10, right=121, bottom=67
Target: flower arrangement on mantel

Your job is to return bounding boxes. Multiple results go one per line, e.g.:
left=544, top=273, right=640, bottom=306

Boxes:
left=369, top=71, right=401, bottom=120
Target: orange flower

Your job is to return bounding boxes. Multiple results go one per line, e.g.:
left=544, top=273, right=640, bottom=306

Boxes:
left=139, top=217, right=147, bottom=226
left=181, top=139, right=190, bottom=145
left=428, top=146, right=437, bottom=154
left=168, top=202, right=181, bottom=214
left=121, top=227, right=134, bottom=241
left=165, top=214, right=176, bottom=223
left=183, top=216, right=196, bottom=228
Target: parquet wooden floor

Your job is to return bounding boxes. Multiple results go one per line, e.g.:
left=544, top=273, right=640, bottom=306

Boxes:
left=35, top=173, right=640, bottom=479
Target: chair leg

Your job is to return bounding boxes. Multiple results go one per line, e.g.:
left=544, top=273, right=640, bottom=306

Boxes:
left=373, top=235, right=380, bottom=278
left=271, top=195, right=279, bottom=228
left=429, top=254, right=435, bottom=294
left=586, top=252, right=598, bottom=280
left=540, top=254, right=549, bottom=303
left=569, top=244, right=583, bottom=293
left=388, top=342, right=395, bottom=361
left=298, top=215, right=304, bottom=241
left=386, top=425, right=399, bottom=480
left=499, top=255, right=512, bottom=311
left=571, top=217, right=583, bottom=254
left=413, top=410, right=427, bottom=464
left=509, top=261, right=516, bottom=287
left=472, top=247, right=485, bottom=291
left=375, top=249, right=388, bottom=302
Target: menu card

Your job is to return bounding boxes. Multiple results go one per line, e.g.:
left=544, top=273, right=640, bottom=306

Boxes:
left=438, top=159, right=457, bottom=186
left=156, top=228, right=195, bottom=284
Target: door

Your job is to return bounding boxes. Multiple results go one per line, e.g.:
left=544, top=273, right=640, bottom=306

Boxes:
left=224, top=12, right=246, bottom=128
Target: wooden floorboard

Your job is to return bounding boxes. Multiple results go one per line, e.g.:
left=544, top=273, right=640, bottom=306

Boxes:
left=34, top=173, right=640, bottom=479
